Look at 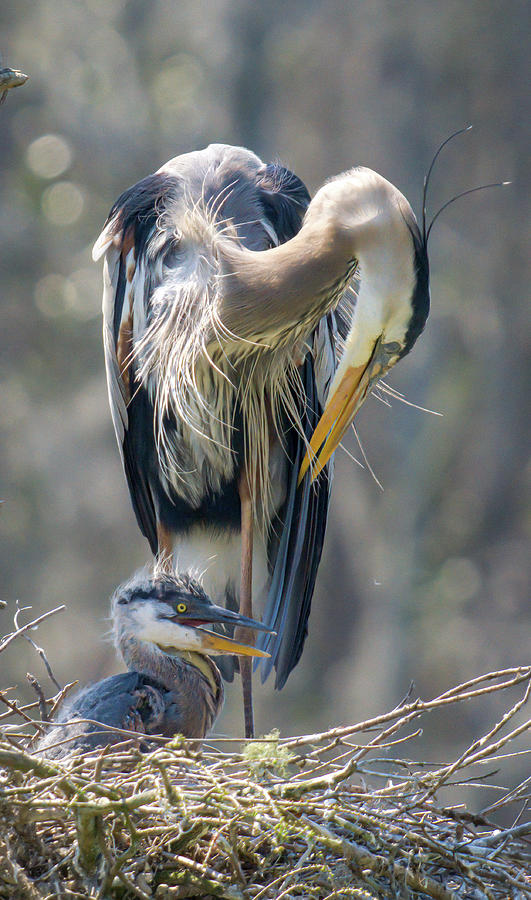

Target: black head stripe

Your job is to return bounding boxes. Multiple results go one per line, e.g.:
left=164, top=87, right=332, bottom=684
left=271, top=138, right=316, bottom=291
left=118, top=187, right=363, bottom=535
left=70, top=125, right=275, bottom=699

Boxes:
left=403, top=225, right=430, bottom=356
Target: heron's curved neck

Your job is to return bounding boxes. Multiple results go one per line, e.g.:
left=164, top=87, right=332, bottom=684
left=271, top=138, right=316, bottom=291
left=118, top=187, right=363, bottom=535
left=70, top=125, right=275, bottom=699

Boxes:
left=218, top=208, right=416, bottom=362
left=218, top=217, right=356, bottom=343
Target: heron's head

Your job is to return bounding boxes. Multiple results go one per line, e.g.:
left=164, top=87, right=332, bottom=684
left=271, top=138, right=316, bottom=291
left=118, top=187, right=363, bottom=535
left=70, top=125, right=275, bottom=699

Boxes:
left=112, top=570, right=273, bottom=658
left=299, top=166, right=430, bottom=482
left=299, top=127, right=508, bottom=482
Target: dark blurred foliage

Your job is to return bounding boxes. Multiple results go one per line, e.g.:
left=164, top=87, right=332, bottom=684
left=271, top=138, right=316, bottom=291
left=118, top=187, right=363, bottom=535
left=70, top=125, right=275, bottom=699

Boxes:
left=1, top=1, right=529, bottom=812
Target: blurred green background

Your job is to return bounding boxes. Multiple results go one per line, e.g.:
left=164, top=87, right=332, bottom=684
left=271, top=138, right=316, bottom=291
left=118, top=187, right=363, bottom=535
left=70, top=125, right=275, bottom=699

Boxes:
left=1, top=0, right=529, bottom=811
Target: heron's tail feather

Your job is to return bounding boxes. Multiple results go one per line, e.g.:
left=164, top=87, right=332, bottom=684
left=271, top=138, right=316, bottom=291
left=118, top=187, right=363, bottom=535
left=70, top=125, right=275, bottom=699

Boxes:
left=256, top=355, right=331, bottom=688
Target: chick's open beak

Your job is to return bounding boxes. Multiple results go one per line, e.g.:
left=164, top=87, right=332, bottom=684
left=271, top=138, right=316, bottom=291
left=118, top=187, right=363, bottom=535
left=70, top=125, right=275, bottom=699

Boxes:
left=195, top=630, right=271, bottom=657
left=298, top=337, right=395, bottom=484
left=169, top=602, right=275, bottom=658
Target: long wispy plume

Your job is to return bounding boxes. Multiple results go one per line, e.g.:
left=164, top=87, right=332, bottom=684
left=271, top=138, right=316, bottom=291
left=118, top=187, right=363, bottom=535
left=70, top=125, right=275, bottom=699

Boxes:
left=132, top=194, right=308, bottom=529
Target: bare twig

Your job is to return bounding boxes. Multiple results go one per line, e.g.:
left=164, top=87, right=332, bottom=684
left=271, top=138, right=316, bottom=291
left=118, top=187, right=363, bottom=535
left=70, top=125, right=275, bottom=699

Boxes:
left=48, top=680, right=79, bottom=718
left=0, top=691, right=47, bottom=735
left=26, top=673, right=50, bottom=723
left=24, top=635, right=62, bottom=691
left=0, top=605, right=66, bottom=654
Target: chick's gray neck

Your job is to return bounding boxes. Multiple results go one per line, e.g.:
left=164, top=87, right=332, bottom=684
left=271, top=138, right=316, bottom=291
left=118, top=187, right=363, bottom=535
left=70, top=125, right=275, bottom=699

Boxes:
left=117, top=633, right=224, bottom=738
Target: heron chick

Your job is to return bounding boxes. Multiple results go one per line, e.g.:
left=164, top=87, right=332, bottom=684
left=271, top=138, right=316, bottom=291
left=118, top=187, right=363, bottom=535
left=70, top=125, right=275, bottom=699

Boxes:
left=37, top=570, right=272, bottom=758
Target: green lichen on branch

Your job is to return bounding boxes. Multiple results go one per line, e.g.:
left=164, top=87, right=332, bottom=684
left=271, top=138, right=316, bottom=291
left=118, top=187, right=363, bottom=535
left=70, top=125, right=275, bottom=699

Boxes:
left=241, top=728, right=295, bottom=776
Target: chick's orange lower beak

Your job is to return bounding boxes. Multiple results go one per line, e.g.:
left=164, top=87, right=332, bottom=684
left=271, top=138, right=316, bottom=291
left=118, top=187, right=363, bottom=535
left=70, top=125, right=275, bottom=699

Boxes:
left=198, top=631, right=271, bottom=657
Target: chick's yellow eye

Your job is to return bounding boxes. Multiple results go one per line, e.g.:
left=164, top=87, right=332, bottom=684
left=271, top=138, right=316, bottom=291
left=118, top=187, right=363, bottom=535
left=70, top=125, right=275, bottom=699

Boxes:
left=177, top=603, right=187, bottom=613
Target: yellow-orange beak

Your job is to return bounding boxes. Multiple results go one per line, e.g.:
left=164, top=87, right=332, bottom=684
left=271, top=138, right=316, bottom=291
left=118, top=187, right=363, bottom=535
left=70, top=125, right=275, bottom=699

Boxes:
left=194, top=630, right=271, bottom=658
left=299, top=338, right=393, bottom=484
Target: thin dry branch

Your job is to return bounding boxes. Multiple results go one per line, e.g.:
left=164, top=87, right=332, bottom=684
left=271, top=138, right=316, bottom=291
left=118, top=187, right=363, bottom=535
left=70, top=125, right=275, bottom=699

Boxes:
left=0, top=606, right=66, bottom=655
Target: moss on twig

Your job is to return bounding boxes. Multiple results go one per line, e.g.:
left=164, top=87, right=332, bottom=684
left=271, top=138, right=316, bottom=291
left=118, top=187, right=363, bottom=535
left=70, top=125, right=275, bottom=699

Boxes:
left=242, top=729, right=295, bottom=776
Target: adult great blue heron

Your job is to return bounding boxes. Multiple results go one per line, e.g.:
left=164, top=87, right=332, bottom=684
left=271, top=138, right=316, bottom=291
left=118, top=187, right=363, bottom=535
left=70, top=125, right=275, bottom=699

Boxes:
left=37, top=570, right=272, bottom=758
left=93, top=144, right=430, bottom=736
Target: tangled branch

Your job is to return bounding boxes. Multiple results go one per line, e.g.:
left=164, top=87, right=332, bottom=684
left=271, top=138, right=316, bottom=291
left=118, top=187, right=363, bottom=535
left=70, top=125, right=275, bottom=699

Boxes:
left=0, top=663, right=529, bottom=898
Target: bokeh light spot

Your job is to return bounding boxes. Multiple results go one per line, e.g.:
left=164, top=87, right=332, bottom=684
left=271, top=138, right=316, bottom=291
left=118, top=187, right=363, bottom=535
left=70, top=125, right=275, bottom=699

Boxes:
left=152, top=55, right=203, bottom=114
left=34, top=274, right=76, bottom=318
left=65, top=268, right=101, bottom=320
left=438, top=557, right=481, bottom=603
left=26, top=134, right=73, bottom=179
left=41, top=182, right=85, bottom=225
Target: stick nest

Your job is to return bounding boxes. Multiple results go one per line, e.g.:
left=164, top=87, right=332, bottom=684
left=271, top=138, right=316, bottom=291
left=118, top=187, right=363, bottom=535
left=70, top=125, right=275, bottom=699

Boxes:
left=0, top=667, right=530, bottom=899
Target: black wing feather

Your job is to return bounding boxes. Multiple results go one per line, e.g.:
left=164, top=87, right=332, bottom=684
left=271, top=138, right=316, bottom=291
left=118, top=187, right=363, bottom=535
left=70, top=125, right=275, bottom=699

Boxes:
left=257, top=342, right=331, bottom=689
left=121, top=386, right=159, bottom=554
left=98, top=173, right=181, bottom=554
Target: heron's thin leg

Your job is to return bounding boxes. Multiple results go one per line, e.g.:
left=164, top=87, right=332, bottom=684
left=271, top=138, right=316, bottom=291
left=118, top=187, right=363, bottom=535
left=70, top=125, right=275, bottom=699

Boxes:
left=235, top=470, right=254, bottom=739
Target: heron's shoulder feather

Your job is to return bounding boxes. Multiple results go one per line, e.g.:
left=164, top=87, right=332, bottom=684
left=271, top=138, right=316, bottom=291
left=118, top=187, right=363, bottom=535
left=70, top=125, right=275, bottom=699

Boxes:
left=95, top=173, right=184, bottom=552
left=93, top=171, right=180, bottom=261
left=93, top=148, right=313, bottom=554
